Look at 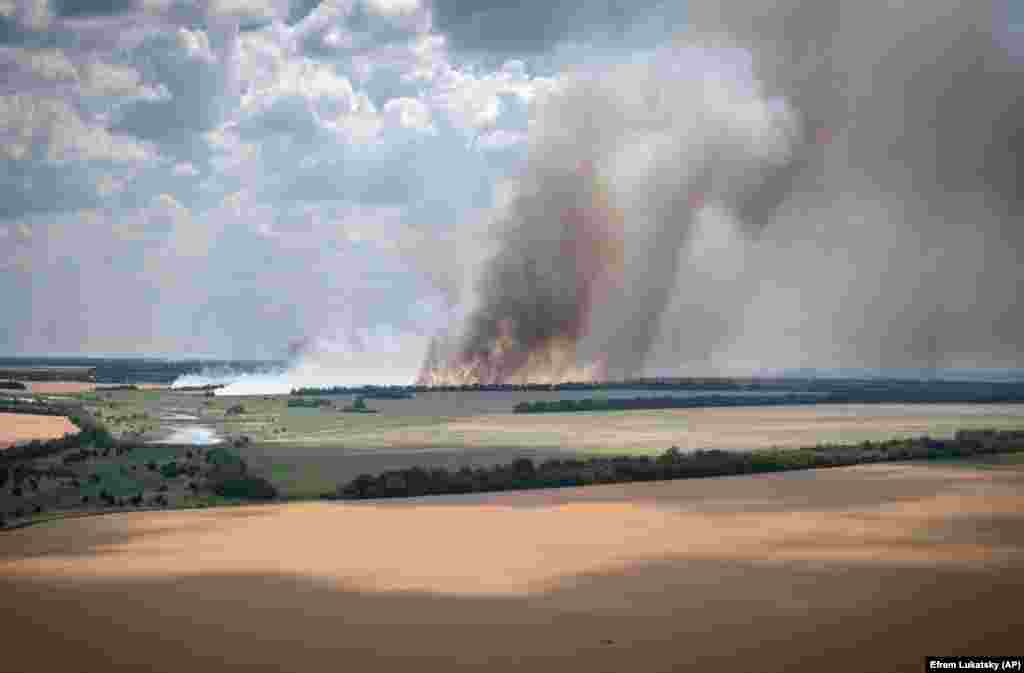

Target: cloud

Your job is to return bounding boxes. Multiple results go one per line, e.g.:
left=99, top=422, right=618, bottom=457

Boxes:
left=382, top=95, right=433, bottom=131
left=365, top=0, right=420, bottom=18
left=0, top=93, right=153, bottom=162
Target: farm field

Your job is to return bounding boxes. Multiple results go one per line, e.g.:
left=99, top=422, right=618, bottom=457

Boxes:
left=0, top=413, right=78, bottom=449
left=58, top=388, right=1024, bottom=496
left=1, top=460, right=1021, bottom=673
left=77, top=389, right=1024, bottom=450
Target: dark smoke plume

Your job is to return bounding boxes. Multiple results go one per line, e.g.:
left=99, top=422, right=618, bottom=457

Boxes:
left=419, top=49, right=799, bottom=384
left=421, top=0, right=1024, bottom=383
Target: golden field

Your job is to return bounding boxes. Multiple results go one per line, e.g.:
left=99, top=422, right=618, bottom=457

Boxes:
left=2, top=460, right=1022, bottom=672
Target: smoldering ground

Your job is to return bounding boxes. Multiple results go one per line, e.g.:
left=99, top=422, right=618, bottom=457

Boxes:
left=419, top=0, right=1024, bottom=383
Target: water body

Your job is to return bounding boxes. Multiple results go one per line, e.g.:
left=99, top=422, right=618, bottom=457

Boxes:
left=151, top=425, right=222, bottom=445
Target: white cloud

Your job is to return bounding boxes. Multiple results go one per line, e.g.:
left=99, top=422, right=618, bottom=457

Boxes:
left=364, top=0, right=421, bottom=17
left=177, top=28, right=217, bottom=63
left=11, top=48, right=77, bottom=82
left=79, top=61, right=162, bottom=99
left=210, top=0, right=288, bottom=23
left=238, top=48, right=390, bottom=143
left=425, top=56, right=563, bottom=136
left=0, top=94, right=153, bottom=163
left=382, top=96, right=434, bottom=132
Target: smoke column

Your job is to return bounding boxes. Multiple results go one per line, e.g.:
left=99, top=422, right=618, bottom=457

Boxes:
left=419, top=43, right=800, bottom=384
left=421, top=0, right=1024, bottom=383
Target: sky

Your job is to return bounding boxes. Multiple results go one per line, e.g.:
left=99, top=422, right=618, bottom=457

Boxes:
left=1, top=0, right=1022, bottom=382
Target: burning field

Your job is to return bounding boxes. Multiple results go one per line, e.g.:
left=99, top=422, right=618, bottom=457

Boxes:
left=1, top=461, right=1021, bottom=672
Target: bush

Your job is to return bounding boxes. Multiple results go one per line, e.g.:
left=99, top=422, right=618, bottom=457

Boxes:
left=159, top=462, right=180, bottom=479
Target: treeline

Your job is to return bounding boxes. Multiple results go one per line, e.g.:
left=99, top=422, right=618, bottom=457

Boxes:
left=514, top=389, right=1024, bottom=413
left=291, top=386, right=413, bottom=399
left=295, top=379, right=1024, bottom=399
left=331, top=429, right=1024, bottom=500
left=0, top=380, right=27, bottom=390
left=0, top=399, right=72, bottom=416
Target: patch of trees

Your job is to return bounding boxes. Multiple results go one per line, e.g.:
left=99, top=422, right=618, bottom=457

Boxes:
left=0, top=380, right=27, bottom=390
left=225, top=404, right=246, bottom=416
left=331, top=429, right=1024, bottom=501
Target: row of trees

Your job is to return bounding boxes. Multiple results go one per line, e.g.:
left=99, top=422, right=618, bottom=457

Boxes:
left=332, top=430, right=1024, bottom=500
left=513, top=388, right=1024, bottom=413
left=512, top=396, right=819, bottom=413
left=291, top=386, right=413, bottom=399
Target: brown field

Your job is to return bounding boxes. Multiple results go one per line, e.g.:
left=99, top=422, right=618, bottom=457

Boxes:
left=0, top=412, right=77, bottom=448
left=25, top=381, right=96, bottom=394
left=2, top=461, right=1022, bottom=673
